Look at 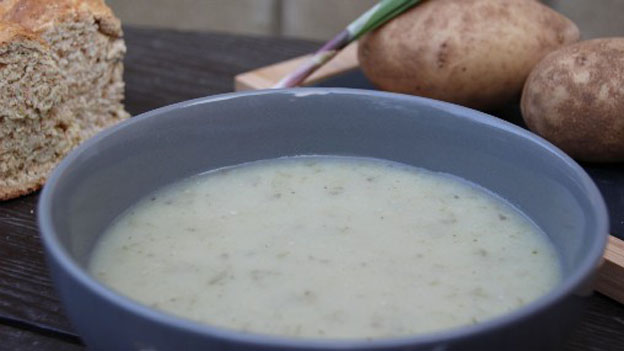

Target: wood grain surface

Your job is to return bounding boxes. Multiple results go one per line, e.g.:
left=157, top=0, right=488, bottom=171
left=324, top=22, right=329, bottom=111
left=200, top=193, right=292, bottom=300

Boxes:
left=0, top=26, right=623, bottom=351
left=596, top=236, right=624, bottom=304
left=0, top=324, right=82, bottom=351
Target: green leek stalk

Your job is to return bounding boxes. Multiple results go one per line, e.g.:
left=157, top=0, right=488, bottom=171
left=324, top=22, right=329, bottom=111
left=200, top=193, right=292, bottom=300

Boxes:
left=273, top=0, right=421, bottom=89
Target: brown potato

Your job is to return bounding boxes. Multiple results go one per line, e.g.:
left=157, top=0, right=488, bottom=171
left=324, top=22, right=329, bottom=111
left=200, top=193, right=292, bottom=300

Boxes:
left=521, top=38, right=624, bottom=162
left=358, top=0, right=579, bottom=110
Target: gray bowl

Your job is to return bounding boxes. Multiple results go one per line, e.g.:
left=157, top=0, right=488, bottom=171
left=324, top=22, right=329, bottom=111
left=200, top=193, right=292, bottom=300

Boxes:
left=38, top=88, right=608, bottom=350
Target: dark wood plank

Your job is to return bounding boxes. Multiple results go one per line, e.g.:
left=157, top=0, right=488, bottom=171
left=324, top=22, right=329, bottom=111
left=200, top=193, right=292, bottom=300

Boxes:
left=0, top=195, right=74, bottom=332
left=584, top=164, right=624, bottom=238
left=565, top=294, right=624, bottom=351
left=0, top=324, right=82, bottom=351
left=122, top=26, right=320, bottom=115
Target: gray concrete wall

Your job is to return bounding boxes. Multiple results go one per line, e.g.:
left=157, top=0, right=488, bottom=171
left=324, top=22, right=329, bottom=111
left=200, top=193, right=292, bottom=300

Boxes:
left=106, top=0, right=281, bottom=36
left=105, top=0, right=624, bottom=41
left=546, top=0, right=624, bottom=40
left=106, top=0, right=376, bottom=40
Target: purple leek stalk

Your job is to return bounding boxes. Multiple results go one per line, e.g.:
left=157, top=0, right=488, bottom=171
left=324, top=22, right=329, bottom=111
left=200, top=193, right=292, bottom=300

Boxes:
left=273, top=0, right=421, bottom=89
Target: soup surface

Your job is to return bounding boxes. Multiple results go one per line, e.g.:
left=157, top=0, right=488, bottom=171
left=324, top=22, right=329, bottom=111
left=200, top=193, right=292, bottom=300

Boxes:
left=89, top=156, right=560, bottom=339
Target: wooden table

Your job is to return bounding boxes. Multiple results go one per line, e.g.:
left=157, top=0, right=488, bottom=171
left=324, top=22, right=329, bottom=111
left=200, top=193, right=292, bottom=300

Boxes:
left=1, top=26, right=623, bottom=351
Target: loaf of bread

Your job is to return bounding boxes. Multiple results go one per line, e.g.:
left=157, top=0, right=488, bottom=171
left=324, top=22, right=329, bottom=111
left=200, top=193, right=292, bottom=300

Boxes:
left=0, top=0, right=129, bottom=200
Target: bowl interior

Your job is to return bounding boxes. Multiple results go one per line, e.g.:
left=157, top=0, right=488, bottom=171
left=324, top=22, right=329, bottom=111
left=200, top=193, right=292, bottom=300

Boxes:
left=42, top=89, right=606, bottom=314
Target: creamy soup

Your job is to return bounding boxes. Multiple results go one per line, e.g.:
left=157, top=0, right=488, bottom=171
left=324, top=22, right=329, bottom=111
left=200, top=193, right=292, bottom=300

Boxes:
left=89, top=156, right=560, bottom=339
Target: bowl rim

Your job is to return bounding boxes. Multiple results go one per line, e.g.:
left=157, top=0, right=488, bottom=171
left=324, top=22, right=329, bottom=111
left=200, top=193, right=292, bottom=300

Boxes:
left=38, top=87, right=609, bottom=349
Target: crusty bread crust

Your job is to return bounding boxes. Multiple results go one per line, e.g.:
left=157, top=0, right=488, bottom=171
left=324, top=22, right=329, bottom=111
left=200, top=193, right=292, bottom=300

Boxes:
left=0, top=169, right=46, bottom=201
left=0, top=21, right=44, bottom=45
left=1, top=0, right=121, bottom=37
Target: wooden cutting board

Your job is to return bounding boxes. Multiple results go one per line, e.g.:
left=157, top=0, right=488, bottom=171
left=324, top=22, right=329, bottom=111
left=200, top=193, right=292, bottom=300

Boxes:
left=233, top=46, right=624, bottom=305
left=235, top=43, right=360, bottom=91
